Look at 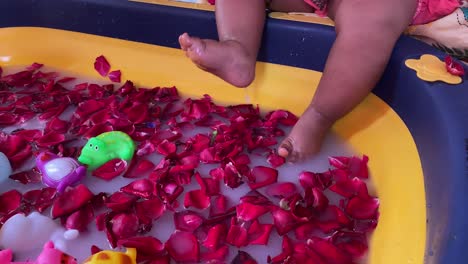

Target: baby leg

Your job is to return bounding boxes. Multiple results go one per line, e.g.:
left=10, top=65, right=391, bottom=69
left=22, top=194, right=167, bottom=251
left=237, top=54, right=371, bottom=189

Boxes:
left=278, top=0, right=418, bottom=161
left=179, top=0, right=265, bottom=88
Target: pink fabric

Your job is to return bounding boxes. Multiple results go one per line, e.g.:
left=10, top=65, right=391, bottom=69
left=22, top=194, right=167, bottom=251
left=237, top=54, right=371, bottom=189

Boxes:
left=303, top=0, right=461, bottom=25
left=304, top=0, right=328, bottom=16
left=412, top=0, right=461, bottom=25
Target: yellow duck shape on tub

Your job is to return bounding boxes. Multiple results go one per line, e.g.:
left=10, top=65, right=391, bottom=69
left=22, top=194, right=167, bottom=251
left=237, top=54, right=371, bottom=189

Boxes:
left=82, top=248, right=137, bottom=264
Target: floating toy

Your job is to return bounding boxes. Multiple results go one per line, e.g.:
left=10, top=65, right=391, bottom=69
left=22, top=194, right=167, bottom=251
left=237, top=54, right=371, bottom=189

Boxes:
left=0, top=241, right=77, bottom=264
left=36, top=152, right=86, bottom=193
left=0, top=212, right=78, bottom=253
left=78, top=131, right=136, bottom=171
left=0, top=152, right=12, bottom=182
left=83, top=248, right=137, bottom=264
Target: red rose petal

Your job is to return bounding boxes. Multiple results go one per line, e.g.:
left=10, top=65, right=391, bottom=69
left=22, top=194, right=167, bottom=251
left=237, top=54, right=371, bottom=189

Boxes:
left=248, top=166, right=278, bottom=190
left=232, top=250, right=258, bottom=264
left=0, top=113, right=17, bottom=125
left=299, top=171, right=333, bottom=190
left=329, top=177, right=369, bottom=199
left=124, top=103, right=149, bottom=124
left=271, top=207, right=300, bottom=236
left=156, top=139, right=177, bottom=156
left=23, top=187, right=57, bottom=213
left=445, top=56, right=465, bottom=77
left=247, top=220, right=273, bottom=245
left=307, top=237, right=351, bottom=264
left=184, top=189, right=210, bottom=210
left=236, top=202, right=269, bottom=222
left=0, top=190, right=22, bottom=215
left=345, top=196, right=379, bottom=220
left=51, top=184, right=94, bottom=218
left=124, top=159, right=155, bottom=178
left=90, top=245, right=102, bottom=255
left=203, top=223, right=227, bottom=251
left=45, top=117, right=70, bottom=134
left=200, top=245, right=229, bottom=263
left=331, top=231, right=368, bottom=259
left=226, top=219, right=248, bottom=248
left=174, top=210, right=204, bottom=232
left=65, top=204, right=94, bottom=231
left=120, top=179, right=155, bottom=199
left=117, top=236, right=166, bottom=263
left=104, top=192, right=138, bottom=212
left=195, top=172, right=220, bottom=196
left=267, top=152, right=285, bottom=168
left=92, top=159, right=127, bottom=180
left=94, top=55, right=111, bottom=77
left=108, top=70, right=122, bottom=82
left=265, top=110, right=298, bottom=126
left=9, top=169, right=41, bottom=184
left=135, top=197, right=166, bottom=221
left=266, top=182, right=297, bottom=199
left=35, top=131, right=66, bottom=147
left=210, top=195, right=228, bottom=217
left=10, top=129, right=42, bottom=140
left=110, top=213, right=139, bottom=239
left=165, top=231, right=200, bottom=263
left=317, top=205, right=351, bottom=233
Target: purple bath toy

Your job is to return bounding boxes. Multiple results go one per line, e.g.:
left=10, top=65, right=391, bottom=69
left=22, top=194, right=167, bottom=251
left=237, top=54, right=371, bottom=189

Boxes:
left=36, top=152, right=86, bottom=193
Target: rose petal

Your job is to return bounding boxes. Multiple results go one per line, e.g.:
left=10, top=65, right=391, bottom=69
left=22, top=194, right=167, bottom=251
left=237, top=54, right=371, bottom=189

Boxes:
left=267, top=152, right=285, bottom=168
left=195, top=172, right=220, bottom=196
left=94, top=55, right=111, bottom=77
left=104, top=192, right=138, bottom=212
left=51, top=184, right=94, bottom=218
left=445, top=56, right=465, bottom=77
left=247, top=220, right=273, bottom=245
left=165, top=231, right=200, bottom=263
left=0, top=190, right=22, bottom=215
left=271, top=207, right=300, bottom=236
left=210, top=195, right=229, bottom=217
left=92, top=159, right=127, bottom=180
left=124, top=159, right=155, bottom=178
left=9, top=169, right=41, bottom=184
left=200, top=245, right=229, bottom=263
left=65, top=204, right=94, bottom=231
left=174, top=210, right=204, bottom=232
left=156, top=139, right=177, bottom=156
left=184, top=189, right=210, bottom=210
left=236, top=202, right=269, bottom=222
left=345, top=196, right=379, bottom=220
left=136, top=197, right=166, bottom=221
left=226, top=219, right=248, bottom=248
left=299, top=171, right=333, bottom=190
left=108, top=70, right=122, bottom=82
left=118, top=236, right=166, bottom=263
left=307, top=237, right=351, bottom=264
left=266, top=182, right=297, bottom=199
left=248, top=166, right=278, bottom=190
left=23, top=187, right=57, bottom=213
left=203, top=223, right=227, bottom=251
left=35, top=131, right=66, bottom=147
left=120, top=179, right=155, bottom=199
left=110, top=213, right=139, bottom=239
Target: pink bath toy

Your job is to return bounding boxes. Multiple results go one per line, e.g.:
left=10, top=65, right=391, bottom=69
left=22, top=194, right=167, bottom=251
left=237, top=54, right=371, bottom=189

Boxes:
left=36, top=152, right=86, bottom=193
left=0, top=241, right=77, bottom=264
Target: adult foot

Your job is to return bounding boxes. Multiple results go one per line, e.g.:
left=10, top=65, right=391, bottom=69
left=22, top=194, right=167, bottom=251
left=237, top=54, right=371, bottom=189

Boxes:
left=179, top=32, right=256, bottom=88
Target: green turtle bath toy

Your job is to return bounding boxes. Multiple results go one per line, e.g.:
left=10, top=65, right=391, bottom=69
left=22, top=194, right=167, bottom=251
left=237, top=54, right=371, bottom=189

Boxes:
left=78, top=131, right=135, bottom=171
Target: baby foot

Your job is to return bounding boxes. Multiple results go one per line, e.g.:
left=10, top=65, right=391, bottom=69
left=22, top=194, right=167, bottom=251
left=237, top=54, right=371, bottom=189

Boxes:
left=178, top=32, right=255, bottom=88
left=278, top=107, right=333, bottom=162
